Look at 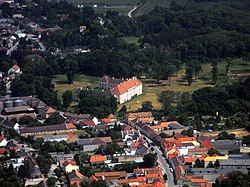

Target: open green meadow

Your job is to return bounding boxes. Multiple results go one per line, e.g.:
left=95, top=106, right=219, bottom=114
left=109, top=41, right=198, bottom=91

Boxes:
left=118, top=59, right=249, bottom=111
left=53, top=74, right=100, bottom=98
left=53, top=59, right=249, bottom=112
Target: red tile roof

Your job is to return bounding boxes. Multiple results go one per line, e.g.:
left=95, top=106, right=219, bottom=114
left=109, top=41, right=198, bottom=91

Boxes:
left=102, top=118, right=111, bottom=124
left=184, top=157, right=197, bottom=163
left=12, top=64, right=20, bottom=71
left=0, top=148, right=7, bottom=154
left=151, top=181, right=165, bottom=187
left=67, top=132, right=76, bottom=142
left=83, top=120, right=96, bottom=127
left=111, top=78, right=142, bottom=96
left=108, top=113, right=116, bottom=119
left=176, top=136, right=196, bottom=142
left=62, top=159, right=77, bottom=166
left=66, top=122, right=76, bottom=129
left=127, top=112, right=153, bottom=119
left=188, top=147, right=209, bottom=152
left=89, top=175, right=98, bottom=183
left=90, top=154, right=107, bottom=163
left=46, top=107, right=56, bottom=114
left=124, top=125, right=133, bottom=131
left=201, top=139, right=213, bottom=149
left=0, top=136, right=5, bottom=142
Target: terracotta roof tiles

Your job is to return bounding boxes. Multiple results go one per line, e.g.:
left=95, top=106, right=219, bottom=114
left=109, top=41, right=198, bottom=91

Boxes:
left=110, top=78, right=142, bottom=96
left=90, top=154, right=107, bottom=163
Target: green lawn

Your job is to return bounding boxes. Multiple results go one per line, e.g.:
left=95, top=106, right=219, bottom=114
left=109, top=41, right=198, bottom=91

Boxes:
left=68, top=0, right=139, bottom=6
left=118, top=59, right=250, bottom=111
left=199, top=58, right=250, bottom=85
left=132, top=0, right=187, bottom=17
left=53, top=74, right=100, bottom=98
left=93, top=6, right=134, bottom=15
left=121, top=36, right=142, bottom=45
left=53, top=59, right=249, bottom=112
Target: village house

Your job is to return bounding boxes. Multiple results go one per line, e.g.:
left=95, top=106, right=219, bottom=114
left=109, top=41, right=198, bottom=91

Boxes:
left=8, top=63, right=21, bottom=75
left=79, top=25, right=87, bottom=33
left=0, top=135, right=8, bottom=147
left=219, top=158, right=250, bottom=170
left=90, top=154, right=107, bottom=165
left=122, top=125, right=140, bottom=147
left=60, top=159, right=79, bottom=173
left=19, top=122, right=76, bottom=136
left=0, top=118, right=19, bottom=131
left=101, top=113, right=117, bottom=126
left=76, top=137, right=112, bottom=152
left=126, top=112, right=154, bottom=124
left=68, top=170, right=85, bottom=186
left=94, top=171, right=127, bottom=181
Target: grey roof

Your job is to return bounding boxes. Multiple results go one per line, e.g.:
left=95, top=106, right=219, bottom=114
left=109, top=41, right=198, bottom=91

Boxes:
left=168, top=122, right=185, bottom=130
left=216, top=168, right=249, bottom=175
left=3, top=106, right=34, bottom=113
left=19, top=124, right=67, bottom=134
left=1, top=119, right=16, bottom=128
left=180, top=142, right=195, bottom=147
left=195, top=173, right=220, bottom=182
left=136, top=144, right=149, bottom=155
left=219, top=159, right=250, bottom=166
left=63, top=112, right=92, bottom=120
left=212, top=140, right=241, bottom=151
left=76, top=138, right=106, bottom=146
left=99, top=75, right=124, bottom=84
left=191, top=168, right=216, bottom=173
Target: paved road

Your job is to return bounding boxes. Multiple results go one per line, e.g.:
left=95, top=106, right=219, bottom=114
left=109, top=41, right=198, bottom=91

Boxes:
left=128, top=6, right=138, bottom=18
left=153, top=146, right=176, bottom=187
left=137, top=128, right=176, bottom=187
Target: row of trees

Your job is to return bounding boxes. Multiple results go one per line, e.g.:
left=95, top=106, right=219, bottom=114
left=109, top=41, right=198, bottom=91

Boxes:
left=157, top=77, right=249, bottom=124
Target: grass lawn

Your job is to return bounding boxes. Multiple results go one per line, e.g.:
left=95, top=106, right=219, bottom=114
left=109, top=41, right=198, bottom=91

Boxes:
left=120, top=36, right=142, bottom=45
left=93, top=6, right=134, bottom=15
left=68, top=0, right=139, bottom=6
left=118, top=59, right=250, bottom=111
left=200, top=128, right=249, bottom=138
left=132, top=0, right=187, bottom=17
left=66, top=0, right=139, bottom=15
left=118, top=69, right=213, bottom=112
left=53, top=59, right=249, bottom=112
left=53, top=74, right=100, bottom=98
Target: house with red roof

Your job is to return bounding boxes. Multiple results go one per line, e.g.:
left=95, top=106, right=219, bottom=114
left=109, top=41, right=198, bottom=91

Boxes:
left=8, top=63, right=21, bottom=75
left=102, top=113, right=117, bottom=125
left=60, top=159, right=79, bottom=173
left=68, top=170, right=84, bottom=186
left=0, top=148, right=8, bottom=156
left=197, top=135, right=213, bottom=149
left=126, top=112, right=154, bottom=124
left=90, top=154, right=107, bottom=165
left=110, top=77, right=142, bottom=104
